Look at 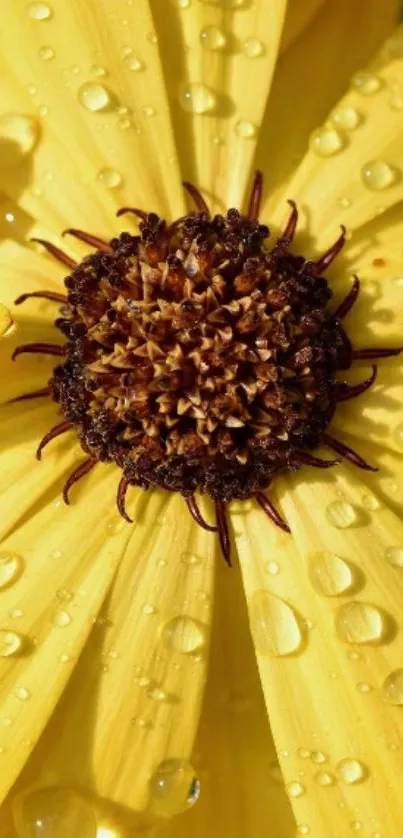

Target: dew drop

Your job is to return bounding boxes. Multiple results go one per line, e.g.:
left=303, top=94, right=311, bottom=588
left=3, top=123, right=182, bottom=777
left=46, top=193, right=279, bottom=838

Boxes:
left=382, top=668, right=403, bottom=704
left=325, top=501, right=358, bottom=529
left=0, top=115, right=39, bottom=166
left=308, top=551, right=354, bottom=596
left=142, top=105, right=156, bottom=117
left=311, top=751, right=328, bottom=764
left=314, top=771, right=335, bottom=786
left=286, top=781, right=305, bottom=798
left=123, top=54, right=144, bottom=71
left=356, top=681, right=372, bottom=693
left=78, top=82, right=111, bottom=112
left=180, top=550, right=202, bottom=565
left=52, top=610, right=72, bottom=628
left=265, top=560, right=280, bottom=575
left=384, top=546, right=403, bottom=568
left=142, top=604, right=157, bottom=616
left=179, top=83, right=216, bottom=114
left=336, top=601, right=388, bottom=645
left=351, top=822, right=363, bottom=832
left=38, top=104, right=49, bottom=117
left=14, top=686, right=31, bottom=701
left=309, top=125, right=346, bottom=157
left=249, top=590, right=303, bottom=657
left=55, top=588, right=74, bottom=603
left=90, top=64, right=107, bottom=78
left=9, top=608, right=24, bottom=619
left=337, top=196, right=352, bottom=208
left=0, top=630, right=25, bottom=658
left=235, top=119, right=257, bottom=139
left=162, top=616, right=207, bottom=654
left=392, top=422, right=403, bottom=449
left=243, top=38, right=264, bottom=58
left=331, top=105, right=360, bottom=131
left=361, top=160, right=397, bottom=191
left=336, top=758, right=367, bottom=784
left=175, top=0, right=191, bottom=7
left=27, top=2, right=52, bottom=20
left=0, top=552, right=24, bottom=589
left=149, top=760, right=200, bottom=817
left=297, top=826, right=311, bottom=836
left=361, top=491, right=380, bottom=511
left=351, top=71, right=382, bottom=95
left=147, top=685, right=170, bottom=702
left=38, top=45, right=54, bottom=60
left=12, top=787, right=97, bottom=837
left=297, top=748, right=311, bottom=759
left=200, top=26, right=227, bottom=50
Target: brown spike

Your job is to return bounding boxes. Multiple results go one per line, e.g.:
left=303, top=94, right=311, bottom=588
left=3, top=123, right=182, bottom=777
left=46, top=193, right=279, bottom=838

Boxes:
left=63, top=229, right=112, bottom=252
left=63, top=458, right=96, bottom=504
left=247, top=170, right=263, bottom=220
left=352, top=347, right=403, bottom=360
left=323, top=433, right=378, bottom=472
left=182, top=181, right=210, bottom=215
left=116, top=207, right=148, bottom=220
left=294, top=452, right=340, bottom=469
left=12, top=342, right=66, bottom=361
left=334, top=276, right=360, bottom=319
left=313, top=226, right=346, bottom=274
left=185, top=494, right=217, bottom=532
left=8, top=386, right=51, bottom=404
left=215, top=500, right=232, bottom=566
left=255, top=492, right=291, bottom=533
left=337, top=366, right=377, bottom=402
left=36, top=420, right=72, bottom=460
left=116, top=475, right=133, bottom=523
left=14, top=290, right=67, bottom=306
left=30, top=238, right=77, bottom=269
left=282, top=199, right=298, bottom=241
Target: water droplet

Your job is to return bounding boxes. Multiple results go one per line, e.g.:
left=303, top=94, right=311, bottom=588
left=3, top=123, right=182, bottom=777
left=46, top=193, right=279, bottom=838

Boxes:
left=384, top=546, right=403, bottom=568
left=331, top=105, right=360, bottom=131
left=311, top=751, right=328, bottom=764
left=142, top=105, right=156, bottom=117
left=89, top=64, right=107, bottom=78
left=78, top=82, right=111, bottom=112
left=0, top=630, right=24, bottom=658
left=361, top=491, right=380, bottom=511
left=123, top=53, right=144, bottom=71
left=14, top=686, right=31, bottom=701
left=308, top=551, right=354, bottom=596
left=38, top=104, right=49, bottom=117
left=56, top=588, right=74, bottom=603
left=162, top=616, right=207, bottom=654
left=147, top=32, right=158, bottom=44
left=337, top=196, right=352, bottom=208
left=147, top=685, right=170, bottom=702
left=149, top=759, right=200, bottom=817
left=382, top=669, right=403, bottom=704
left=361, top=160, right=397, bottom=191
left=393, top=422, right=403, bottom=449
left=265, top=560, right=280, bottom=575
left=249, top=590, right=303, bottom=657
left=180, top=551, right=203, bottom=565
left=52, top=610, right=72, bottom=628
left=235, top=119, right=257, bottom=139
left=297, top=826, right=311, bottom=836
left=9, top=608, right=24, bottom=619
left=38, top=45, right=54, bottom=60
left=309, top=125, right=346, bottom=157
left=175, top=0, right=191, bottom=7
left=179, top=83, right=216, bottom=114
left=286, top=781, right=305, bottom=798
left=356, top=681, right=372, bottom=693
left=27, top=2, right=52, bottom=20
left=336, top=601, right=388, bottom=645
left=336, top=758, right=368, bottom=784
left=389, top=90, right=403, bottom=110
left=0, top=552, right=24, bottom=589
left=141, top=604, right=157, bottom=616
left=352, top=71, right=382, bottom=95
left=325, top=501, right=358, bottom=529
left=314, top=771, right=335, bottom=786
left=297, top=748, right=311, bottom=759
left=243, top=38, right=264, bottom=58
left=12, top=787, right=97, bottom=837
left=351, top=822, right=363, bottom=832
left=0, top=115, right=39, bottom=166
left=200, top=26, right=227, bottom=50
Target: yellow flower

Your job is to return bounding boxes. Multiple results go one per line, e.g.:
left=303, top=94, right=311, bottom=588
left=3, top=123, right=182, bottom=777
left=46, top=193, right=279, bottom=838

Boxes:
left=0, top=0, right=403, bottom=836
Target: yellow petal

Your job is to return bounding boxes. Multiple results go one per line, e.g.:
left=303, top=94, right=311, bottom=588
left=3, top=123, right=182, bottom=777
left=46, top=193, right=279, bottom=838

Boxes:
left=0, top=303, right=14, bottom=339
left=239, top=467, right=403, bottom=836
left=280, top=0, right=326, bottom=54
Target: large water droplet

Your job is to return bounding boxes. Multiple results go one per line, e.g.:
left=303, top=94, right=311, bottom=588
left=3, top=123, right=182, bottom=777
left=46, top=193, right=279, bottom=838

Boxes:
left=308, top=551, right=354, bottom=596
left=331, top=105, right=360, bottom=131
left=0, top=630, right=25, bottom=658
left=385, top=546, right=403, bottom=567
left=235, top=119, right=257, bottom=139
left=27, top=2, right=52, bottom=20
left=325, top=501, right=358, bottom=529
left=149, top=759, right=200, bottom=817
left=361, top=160, right=397, bottom=191
left=12, top=787, right=97, bottom=837
left=335, top=602, right=387, bottom=645
left=243, top=38, right=264, bottom=58
left=0, top=551, right=24, bottom=590
left=382, top=669, right=403, bottom=704
left=179, top=83, right=216, bottom=114
left=162, top=616, right=207, bottom=654
left=336, top=758, right=368, bottom=784
left=0, top=115, right=39, bottom=167
left=249, top=590, right=303, bottom=657
left=351, top=71, right=382, bottom=95
left=200, top=26, right=227, bottom=50
left=78, top=82, right=111, bottom=112
left=309, top=125, right=345, bottom=157
left=392, top=422, right=403, bottom=449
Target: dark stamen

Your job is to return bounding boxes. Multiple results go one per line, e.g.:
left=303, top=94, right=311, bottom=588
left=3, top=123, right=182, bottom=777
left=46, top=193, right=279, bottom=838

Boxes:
left=313, top=226, right=346, bottom=274
left=182, top=181, right=210, bottom=215
left=352, top=347, right=403, bottom=360
left=8, top=386, right=51, bottom=404
left=334, top=276, right=360, bottom=319
left=14, top=291, right=67, bottom=306
left=215, top=501, right=232, bottom=566
left=63, top=229, right=112, bottom=252
left=36, top=420, right=72, bottom=460
left=63, top=458, right=96, bottom=505
left=116, top=475, right=133, bottom=523
left=337, top=366, right=377, bottom=402
left=282, top=199, right=298, bottom=242
left=323, top=433, right=378, bottom=472
left=185, top=494, right=217, bottom=532
left=247, top=170, right=263, bottom=221
left=294, top=452, right=340, bottom=469
left=116, top=207, right=148, bottom=220
left=12, top=343, right=66, bottom=361
left=255, top=492, right=291, bottom=533
left=30, top=238, right=77, bottom=269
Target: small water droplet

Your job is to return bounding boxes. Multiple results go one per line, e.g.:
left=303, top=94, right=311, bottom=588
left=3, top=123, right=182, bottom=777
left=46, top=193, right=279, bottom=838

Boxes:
left=147, top=685, right=170, bottom=702
left=38, top=104, right=49, bottom=117
left=314, top=771, right=335, bottom=786
left=308, top=551, right=354, bottom=596
left=38, top=45, right=55, bottom=60
left=243, top=37, right=264, bottom=58
left=361, top=160, right=397, bottom=191
left=0, top=552, right=24, bottom=589
left=249, top=590, right=303, bottom=657
left=59, top=653, right=71, bottom=663
left=351, top=822, right=363, bottom=832
left=351, top=71, right=382, bottom=95
left=336, top=601, right=388, bottom=645
left=325, top=501, right=358, bottom=529
left=389, top=90, right=403, bottom=110
left=162, top=615, right=207, bottom=654
left=180, top=551, right=203, bottom=565
left=142, top=604, right=157, bottom=616
left=265, top=560, right=280, bottom=575
left=286, top=781, right=305, bottom=798
left=331, top=105, right=360, bottom=131
left=200, top=25, right=227, bottom=50
left=175, top=0, right=191, bottom=7
left=97, top=168, right=122, bottom=192
left=27, top=84, right=37, bottom=96
left=393, top=422, right=403, bottom=449
left=14, top=686, right=31, bottom=701
left=297, top=826, right=311, bottom=836
left=336, top=758, right=368, bottom=784
left=384, top=546, right=403, bottom=568
left=297, top=748, right=311, bottom=759
left=123, top=53, right=144, bottom=71
left=235, top=119, right=257, bottom=139
left=0, top=630, right=25, bottom=658
left=179, top=83, right=216, bottom=114
left=147, top=32, right=158, bottom=44
left=27, top=2, right=52, bottom=20
left=12, top=787, right=97, bottom=837
left=149, top=759, right=200, bottom=817
left=0, top=115, right=39, bottom=165
left=9, top=608, right=24, bottom=619
left=311, top=751, right=328, bottom=764
left=56, top=588, right=74, bottom=603
left=309, top=125, right=346, bottom=157
left=361, top=491, right=380, bottom=511
left=382, top=668, right=403, bottom=704
left=142, top=105, right=156, bottom=117
left=52, top=610, right=72, bottom=628
left=356, top=681, right=372, bottom=693
left=78, top=82, right=111, bottom=112
left=89, top=64, right=107, bottom=78
left=337, top=196, right=352, bottom=208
